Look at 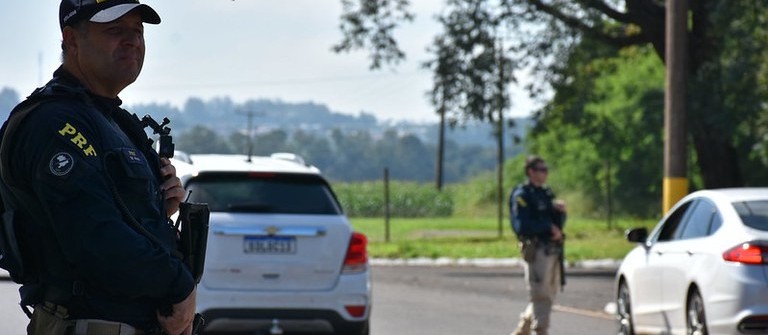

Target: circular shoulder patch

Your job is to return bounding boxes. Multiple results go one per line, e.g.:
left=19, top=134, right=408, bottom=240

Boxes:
left=49, top=152, right=75, bottom=176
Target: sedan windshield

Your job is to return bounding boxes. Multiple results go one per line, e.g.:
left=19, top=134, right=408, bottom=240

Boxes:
left=733, top=200, right=768, bottom=231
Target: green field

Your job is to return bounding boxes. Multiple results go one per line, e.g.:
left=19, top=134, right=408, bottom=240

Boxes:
left=349, top=217, right=658, bottom=263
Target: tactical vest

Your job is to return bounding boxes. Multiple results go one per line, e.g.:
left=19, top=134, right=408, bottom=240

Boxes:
left=0, top=77, right=166, bottom=315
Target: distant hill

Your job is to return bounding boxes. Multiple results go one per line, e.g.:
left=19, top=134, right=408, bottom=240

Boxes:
left=1, top=86, right=534, bottom=182
left=1, top=87, right=530, bottom=149
left=128, top=96, right=531, bottom=149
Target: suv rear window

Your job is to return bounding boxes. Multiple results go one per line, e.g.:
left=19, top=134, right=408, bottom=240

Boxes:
left=185, top=172, right=343, bottom=215
left=733, top=200, right=768, bottom=231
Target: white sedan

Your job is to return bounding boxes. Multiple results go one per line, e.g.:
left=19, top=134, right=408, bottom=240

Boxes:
left=615, top=188, right=768, bottom=335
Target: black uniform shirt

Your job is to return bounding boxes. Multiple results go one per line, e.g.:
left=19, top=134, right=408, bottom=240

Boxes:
left=7, top=68, right=194, bottom=330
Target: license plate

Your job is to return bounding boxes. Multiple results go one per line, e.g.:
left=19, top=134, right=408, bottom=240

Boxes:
left=243, top=236, right=297, bottom=254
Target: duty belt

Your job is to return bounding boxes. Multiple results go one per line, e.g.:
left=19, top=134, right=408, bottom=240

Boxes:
left=39, top=302, right=148, bottom=335
left=72, top=319, right=146, bottom=335
left=72, top=320, right=145, bottom=335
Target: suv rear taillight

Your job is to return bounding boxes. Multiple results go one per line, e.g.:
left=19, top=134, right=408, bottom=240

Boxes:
left=343, top=232, right=368, bottom=273
left=723, top=243, right=768, bottom=265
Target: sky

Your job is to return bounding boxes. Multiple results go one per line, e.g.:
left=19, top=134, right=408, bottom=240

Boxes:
left=1, top=1, right=538, bottom=123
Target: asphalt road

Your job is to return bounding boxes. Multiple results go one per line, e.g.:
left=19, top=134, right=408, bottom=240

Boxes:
left=370, top=265, right=618, bottom=335
left=0, top=278, right=28, bottom=334
left=0, top=265, right=619, bottom=334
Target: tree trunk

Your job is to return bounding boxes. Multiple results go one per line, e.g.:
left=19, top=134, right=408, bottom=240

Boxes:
left=690, top=123, right=743, bottom=188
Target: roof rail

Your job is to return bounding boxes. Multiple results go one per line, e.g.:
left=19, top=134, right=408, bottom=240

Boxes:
left=173, top=150, right=193, bottom=164
left=270, top=152, right=307, bottom=166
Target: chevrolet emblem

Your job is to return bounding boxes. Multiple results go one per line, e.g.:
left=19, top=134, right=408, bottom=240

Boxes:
left=264, top=226, right=280, bottom=236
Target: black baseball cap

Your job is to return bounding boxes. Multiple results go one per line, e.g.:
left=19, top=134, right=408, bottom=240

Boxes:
left=60, top=0, right=161, bottom=30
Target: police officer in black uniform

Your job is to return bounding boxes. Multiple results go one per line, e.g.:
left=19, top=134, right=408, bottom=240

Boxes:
left=508, top=156, right=566, bottom=335
left=0, top=1, right=196, bottom=334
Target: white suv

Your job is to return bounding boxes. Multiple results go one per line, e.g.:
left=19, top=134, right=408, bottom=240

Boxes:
left=172, top=153, right=371, bottom=335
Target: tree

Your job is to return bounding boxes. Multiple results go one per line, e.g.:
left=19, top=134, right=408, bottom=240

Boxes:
left=177, top=125, right=232, bottom=154
left=334, top=0, right=768, bottom=189
left=228, top=132, right=251, bottom=156
left=252, top=129, right=290, bottom=156
left=289, top=130, right=335, bottom=171
left=421, top=1, right=513, bottom=125
left=327, top=129, right=380, bottom=181
left=419, top=1, right=515, bottom=234
left=530, top=44, right=666, bottom=217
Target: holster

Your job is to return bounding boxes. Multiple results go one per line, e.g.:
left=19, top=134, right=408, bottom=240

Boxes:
left=544, top=240, right=563, bottom=256
left=176, top=202, right=210, bottom=283
left=28, top=302, right=71, bottom=335
left=520, top=238, right=538, bottom=263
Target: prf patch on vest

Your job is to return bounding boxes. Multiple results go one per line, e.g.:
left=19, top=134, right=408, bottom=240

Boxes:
left=58, top=123, right=97, bottom=157
left=516, top=196, right=527, bottom=207
left=49, top=152, right=75, bottom=176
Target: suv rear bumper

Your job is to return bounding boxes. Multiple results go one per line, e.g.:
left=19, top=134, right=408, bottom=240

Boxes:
left=201, top=308, right=369, bottom=334
left=196, top=271, right=371, bottom=333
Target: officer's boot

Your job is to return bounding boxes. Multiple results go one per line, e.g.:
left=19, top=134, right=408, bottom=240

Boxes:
left=510, top=315, right=532, bottom=335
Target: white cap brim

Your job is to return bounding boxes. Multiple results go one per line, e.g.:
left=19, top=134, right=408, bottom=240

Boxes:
left=90, top=4, right=160, bottom=24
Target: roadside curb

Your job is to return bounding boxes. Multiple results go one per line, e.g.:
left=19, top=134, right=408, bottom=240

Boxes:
left=371, top=257, right=621, bottom=271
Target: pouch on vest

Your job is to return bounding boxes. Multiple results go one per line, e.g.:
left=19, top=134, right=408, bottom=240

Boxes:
left=0, top=100, right=47, bottom=285
left=0, top=193, right=28, bottom=283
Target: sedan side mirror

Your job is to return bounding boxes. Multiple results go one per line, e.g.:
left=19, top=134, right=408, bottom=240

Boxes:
left=625, top=228, right=648, bottom=243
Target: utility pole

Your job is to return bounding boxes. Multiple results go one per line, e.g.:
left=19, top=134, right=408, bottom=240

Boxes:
left=663, top=0, right=689, bottom=213
left=237, top=110, right=261, bottom=162
left=496, top=96, right=504, bottom=238
left=663, top=0, right=688, bottom=213
left=496, top=37, right=505, bottom=238
left=435, top=87, right=446, bottom=191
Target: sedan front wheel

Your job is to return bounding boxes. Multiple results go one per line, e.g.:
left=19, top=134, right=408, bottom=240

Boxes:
left=617, top=281, right=634, bottom=335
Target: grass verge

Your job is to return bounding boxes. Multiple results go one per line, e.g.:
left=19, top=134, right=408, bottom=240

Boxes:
left=349, top=217, right=657, bottom=262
